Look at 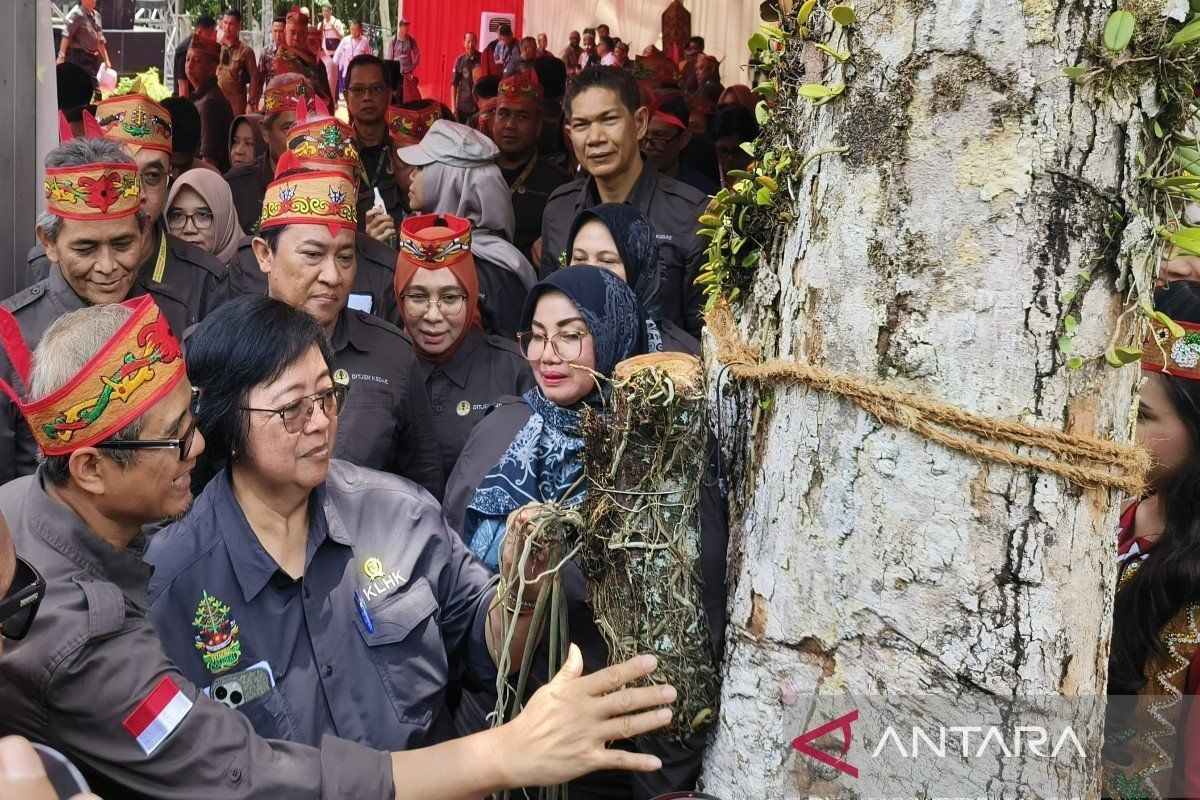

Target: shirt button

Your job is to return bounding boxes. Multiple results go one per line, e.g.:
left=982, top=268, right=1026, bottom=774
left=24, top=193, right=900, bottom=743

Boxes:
left=230, top=767, right=242, bottom=782
left=304, top=585, right=311, bottom=599
left=435, top=404, right=443, bottom=413
left=324, top=665, right=333, bottom=677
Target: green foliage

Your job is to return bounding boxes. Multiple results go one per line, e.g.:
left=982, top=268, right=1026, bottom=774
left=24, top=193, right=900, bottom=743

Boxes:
left=1103, top=10, right=1135, bottom=54
left=106, top=68, right=170, bottom=101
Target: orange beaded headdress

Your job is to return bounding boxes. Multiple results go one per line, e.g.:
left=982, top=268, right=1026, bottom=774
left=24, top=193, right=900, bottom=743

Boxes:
left=496, top=71, right=543, bottom=110
left=386, top=100, right=441, bottom=147
left=258, top=151, right=357, bottom=236
left=393, top=214, right=482, bottom=362
left=94, top=93, right=173, bottom=155
left=286, top=98, right=358, bottom=168
left=1144, top=318, right=1200, bottom=381
left=0, top=296, right=184, bottom=456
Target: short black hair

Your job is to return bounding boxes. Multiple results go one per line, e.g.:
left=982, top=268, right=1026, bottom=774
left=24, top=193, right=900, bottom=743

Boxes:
left=63, top=103, right=97, bottom=124
left=194, top=13, right=217, bottom=29
left=160, top=96, right=202, bottom=154
left=532, top=56, right=567, bottom=100
left=564, top=66, right=641, bottom=119
left=689, top=36, right=704, bottom=49
left=272, top=14, right=287, bottom=23
left=655, top=91, right=690, bottom=127
left=711, top=104, right=760, bottom=142
left=474, top=75, right=500, bottom=100
left=223, top=8, right=242, bottom=21
left=498, top=23, right=513, bottom=36
left=346, top=53, right=386, bottom=86
left=186, top=295, right=336, bottom=463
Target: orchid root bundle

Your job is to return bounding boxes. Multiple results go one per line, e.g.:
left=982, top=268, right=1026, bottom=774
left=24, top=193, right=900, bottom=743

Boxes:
left=579, top=352, right=720, bottom=741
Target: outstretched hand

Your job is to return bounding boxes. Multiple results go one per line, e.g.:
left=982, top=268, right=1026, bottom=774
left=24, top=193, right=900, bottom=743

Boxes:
left=496, top=645, right=675, bottom=787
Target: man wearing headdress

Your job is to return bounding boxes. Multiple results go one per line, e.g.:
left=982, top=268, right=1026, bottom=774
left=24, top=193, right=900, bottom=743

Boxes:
left=2, top=137, right=203, bottom=482
left=274, top=7, right=334, bottom=102
left=26, top=94, right=229, bottom=325
left=490, top=72, right=570, bottom=261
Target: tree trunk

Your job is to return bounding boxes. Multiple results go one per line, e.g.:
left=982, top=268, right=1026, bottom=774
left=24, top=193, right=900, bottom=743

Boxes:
left=703, top=0, right=1155, bottom=795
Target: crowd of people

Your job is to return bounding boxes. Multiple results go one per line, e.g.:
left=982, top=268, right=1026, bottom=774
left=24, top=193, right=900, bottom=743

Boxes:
left=0, top=7, right=771, bottom=800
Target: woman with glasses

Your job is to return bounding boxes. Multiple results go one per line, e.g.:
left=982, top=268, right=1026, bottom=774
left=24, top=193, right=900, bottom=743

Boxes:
left=395, top=214, right=533, bottom=479
left=164, top=168, right=242, bottom=264
left=442, top=266, right=729, bottom=799
left=566, top=204, right=699, bottom=356
left=396, top=120, right=537, bottom=339
left=145, top=294, right=538, bottom=752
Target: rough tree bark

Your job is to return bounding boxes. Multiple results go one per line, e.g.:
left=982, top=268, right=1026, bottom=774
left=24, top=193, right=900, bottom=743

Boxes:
left=702, top=0, right=1157, bottom=795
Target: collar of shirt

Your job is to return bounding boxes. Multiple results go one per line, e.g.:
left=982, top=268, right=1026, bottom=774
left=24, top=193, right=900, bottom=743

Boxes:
left=214, top=472, right=351, bottom=602
left=26, top=471, right=153, bottom=608
left=416, top=326, right=485, bottom=388
left=581, top=157, right=658, bottom=212
left=329, top=308, right=373, bottom=355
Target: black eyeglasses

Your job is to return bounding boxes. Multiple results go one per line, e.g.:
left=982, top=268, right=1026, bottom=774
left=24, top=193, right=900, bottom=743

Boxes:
left=165, top=208, right=214, bottom=231
left=643, top=130, right=683, bottom=147
left=99, top=387, right=201, bottom=461
left=1, top=557, right=46, bottom=641
left=240, top=374, right=350, bottom=434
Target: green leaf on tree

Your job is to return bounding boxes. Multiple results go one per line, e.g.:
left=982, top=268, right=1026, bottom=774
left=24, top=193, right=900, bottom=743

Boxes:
left=1064, top=314, right=1079, bottom=331
left=1066, top=356, right=1085, bottom=370
left=1062, top=66, right=1088, bottom=81
left=830, top=5, right=857, bottom=25
left=1103, top=10, right=1135, bottom=53
left=1058, top=336, right=1075, bottom=354
left=1167, top=18, right=1200, bottom=48
left=749, top=32, right=769, bottom=52
left=1114, top=347, right=1143, bottom=364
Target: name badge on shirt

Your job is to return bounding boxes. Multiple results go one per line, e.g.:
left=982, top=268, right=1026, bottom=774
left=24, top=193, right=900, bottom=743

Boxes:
left=347, top=292, right=374, bottom=314
left=361, top=557, right=408, bottom=601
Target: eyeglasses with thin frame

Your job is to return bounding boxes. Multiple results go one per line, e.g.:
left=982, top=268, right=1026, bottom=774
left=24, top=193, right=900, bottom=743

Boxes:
left=516, top=330, right=589, bottom=362
left=401, top=292, right=468, bottom=317
left=0, top=557, right=45, bottom=641
left=165, top=208, right=214, bottom=231
left=347, top=83, right=388, bottom=98
left=139, top=167, right=168, bottom=190
left=98, top=387, right=201, bottom=461
left=240, top=375, right=350, bottom=434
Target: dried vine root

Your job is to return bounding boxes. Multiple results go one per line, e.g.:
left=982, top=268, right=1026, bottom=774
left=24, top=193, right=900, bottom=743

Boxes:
left=580, top=353, right=721, bottom=741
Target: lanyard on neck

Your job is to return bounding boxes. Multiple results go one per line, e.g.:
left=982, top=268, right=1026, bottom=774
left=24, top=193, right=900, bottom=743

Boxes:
left=151, top=232, right=167, bottom=283
left=508, top=154, right=538, bottom=197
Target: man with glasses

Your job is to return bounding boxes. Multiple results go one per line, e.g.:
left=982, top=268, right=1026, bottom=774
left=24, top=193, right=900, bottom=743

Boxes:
left=640, top=94, right=716, bottom=195
left=1, top=138, right=210, bottom=484
left=345, top=55, right=408, bottom=225
left=26, top=94, right=229, bottom=322
left=490, top=72, right=570, bottom=262
left=249, top=154, right=444, bottom=498
left=0, top=298, right=673, bottom=798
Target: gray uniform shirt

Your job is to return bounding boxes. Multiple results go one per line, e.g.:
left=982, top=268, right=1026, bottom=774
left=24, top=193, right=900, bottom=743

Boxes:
left=0, top=266, right=198, bottom=483
left=227, top=232, right=402, bottom=324
left=331, top=309, right=446, bottom=499
left=0, top=472, right=394, bottom=800
left=26, top=229, right=230, bottom=322
left=145, top=460, right=496, bottom=752
left=63, top=4, right=104, bottom=54
left=416, top=327, right=535, bottom=479
left=539, top=161, right=708, bottom=338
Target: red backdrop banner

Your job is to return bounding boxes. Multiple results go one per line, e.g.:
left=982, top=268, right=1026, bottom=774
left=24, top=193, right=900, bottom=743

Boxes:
left=405, top=0, right=524, bottom=106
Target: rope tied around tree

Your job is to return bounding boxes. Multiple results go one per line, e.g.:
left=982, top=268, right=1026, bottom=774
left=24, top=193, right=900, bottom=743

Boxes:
left=706, top=301, right=1151, bottom=495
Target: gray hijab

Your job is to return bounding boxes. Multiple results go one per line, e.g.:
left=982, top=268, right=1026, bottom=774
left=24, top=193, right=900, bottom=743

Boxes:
left=420, top=159, right=537, bottom=289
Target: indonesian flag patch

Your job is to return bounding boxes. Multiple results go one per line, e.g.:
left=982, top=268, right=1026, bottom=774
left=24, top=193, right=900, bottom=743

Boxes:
left=122, top=676, right=193, bottom=756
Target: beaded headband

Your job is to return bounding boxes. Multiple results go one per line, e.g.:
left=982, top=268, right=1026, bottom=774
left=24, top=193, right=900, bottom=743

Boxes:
left=399, top=214, right=472, bottom=268
left=0, top=296, right=184, bottom=456
left=95, top=93, right=173, bottom=155
left=287, top=98, right=358, bottom=168
left=1144, top=317, right=1200, bottom=381
left=258, top=151, right=357, bottom=236
left=44, top=162, right=141, bottom=221
left=386, top=100, right=441, bottom=146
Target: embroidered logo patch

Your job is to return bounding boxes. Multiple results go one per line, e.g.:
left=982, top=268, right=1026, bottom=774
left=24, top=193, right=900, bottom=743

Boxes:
left=122, top=676, right=193, bottom=756
left=363, top=557, right=386, bottom=581
left=456, top=401, right=472, bottom=417
left=192, top=590, right=242, bottom=674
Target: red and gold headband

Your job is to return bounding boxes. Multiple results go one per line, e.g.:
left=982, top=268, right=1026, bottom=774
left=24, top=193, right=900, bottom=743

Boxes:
left=0, top=296, right=184, bottom=456
left=263, top=75, right=315, bottom=116
left=188, top=32, right=221, bottom=60
left=44, top=162, right=141, bottom=221
left=95, top=93, right=173, bottom=155
left=259, top=151, right=357, bottom=236
left=386, top=101, right=441, bottom=146
left=399, top=213, right=472, bottom=269
left=287, top=98, right=358, bottom=168
left=1144, top=318, right=1200, bottom=381
left=497, top=71, right=543, bottom=110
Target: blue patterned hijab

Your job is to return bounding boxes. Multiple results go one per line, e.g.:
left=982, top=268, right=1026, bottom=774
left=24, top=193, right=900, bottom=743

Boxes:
left=567, top=204, right=667, bottom=350
left=464, top=267, right=645, bottom=568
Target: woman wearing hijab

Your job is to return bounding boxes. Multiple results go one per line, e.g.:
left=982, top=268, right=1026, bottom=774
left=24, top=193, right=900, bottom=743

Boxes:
left=717, top=84, right=756, bottom=112
left=566, top=204, right=700, bottom=356
left=443, top=266, right=728, bottom=800
left=164, top=168, right=242, bottom=265
left=396, top=119, right=536, bottom=338
left=228, top=113, right=267, bottom=168
left=395, top=213, right=535, bottom=479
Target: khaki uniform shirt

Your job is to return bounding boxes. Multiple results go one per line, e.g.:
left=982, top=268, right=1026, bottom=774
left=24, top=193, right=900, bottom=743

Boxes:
left=218, top=40, right=259, bottom=116
left=0, top=472, right=395, bottom=799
